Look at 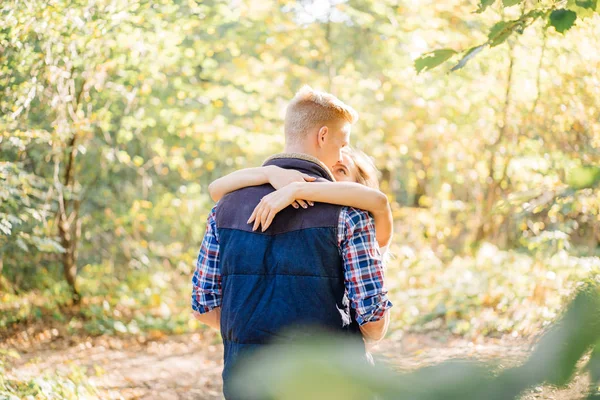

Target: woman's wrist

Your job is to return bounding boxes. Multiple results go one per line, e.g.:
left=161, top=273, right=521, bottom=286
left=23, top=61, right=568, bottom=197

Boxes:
left=288, top=181, right=307, bottom=198
left=263, top=165, right=278, bottom=184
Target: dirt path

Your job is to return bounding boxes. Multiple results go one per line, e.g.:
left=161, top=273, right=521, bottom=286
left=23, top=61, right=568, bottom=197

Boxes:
left=2, top=330, right=591, bottom=399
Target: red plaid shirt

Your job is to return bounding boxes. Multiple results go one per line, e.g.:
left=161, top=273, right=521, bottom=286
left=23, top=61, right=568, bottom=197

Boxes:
left=191, top=205, right=392, bottom=325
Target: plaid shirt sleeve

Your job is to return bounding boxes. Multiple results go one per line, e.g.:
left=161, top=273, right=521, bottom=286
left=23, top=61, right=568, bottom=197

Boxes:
left=191, top=205, right=222, bottom=314
left=338, top=207, right=392, bottom=326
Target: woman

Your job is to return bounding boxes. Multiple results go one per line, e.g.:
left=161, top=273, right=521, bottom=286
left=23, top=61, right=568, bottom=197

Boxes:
left=208, top=147, right=393, bottom=251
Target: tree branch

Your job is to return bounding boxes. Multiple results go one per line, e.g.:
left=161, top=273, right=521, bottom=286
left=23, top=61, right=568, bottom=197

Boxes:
left=530, top=29, right=547, bottom=116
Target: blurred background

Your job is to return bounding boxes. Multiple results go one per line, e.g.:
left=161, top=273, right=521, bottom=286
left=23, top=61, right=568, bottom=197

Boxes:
left=1, top=0, right=600, bottom=399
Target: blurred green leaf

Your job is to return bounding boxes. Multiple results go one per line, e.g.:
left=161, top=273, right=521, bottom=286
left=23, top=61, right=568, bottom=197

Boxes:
left=234, top=284, right=600, bottom=400
left=566, top=166, right=600, bottom=189
left=588, top=342, right=600, bottom=398
left=515, top=283, right=600, bottom=386
left=415, top=49, right=457, bottom=73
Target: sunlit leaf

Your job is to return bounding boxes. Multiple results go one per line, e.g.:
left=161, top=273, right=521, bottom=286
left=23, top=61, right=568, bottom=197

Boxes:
left=477, top=0, right=496, bottom=13
left=415, top=49, right=457, bottom=73
left=488, top=20, right=519, bottom=47
left=549, top=9, right=577, bottom=34
left=566, top=0, right=598, bottom=18
left=502, top=0, right=523, bottom=7
left=451, top=45, right=487, bottom=71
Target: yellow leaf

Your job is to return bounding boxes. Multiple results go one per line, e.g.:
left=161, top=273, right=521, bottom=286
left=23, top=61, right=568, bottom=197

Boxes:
left=151, top=293, right=161, bottom=307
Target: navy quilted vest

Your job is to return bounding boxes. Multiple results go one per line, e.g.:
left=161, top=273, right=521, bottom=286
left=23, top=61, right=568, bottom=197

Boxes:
left=215, top=154, right=363, bottom=398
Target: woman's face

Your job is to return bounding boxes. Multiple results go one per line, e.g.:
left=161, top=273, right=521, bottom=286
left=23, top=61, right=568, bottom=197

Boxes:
left=331, top=153, right=358, bottom=182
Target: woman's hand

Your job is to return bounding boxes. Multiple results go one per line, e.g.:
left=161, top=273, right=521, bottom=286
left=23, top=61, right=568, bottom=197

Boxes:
left=248, top=182, right=313, bottom=232
left=265, top=166, right=316, bottom=209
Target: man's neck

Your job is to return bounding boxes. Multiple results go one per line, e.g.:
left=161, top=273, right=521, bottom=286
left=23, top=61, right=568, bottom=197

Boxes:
left=284, top=144, right=315, bottom=158
left=263, top=153, right=336, bottom=181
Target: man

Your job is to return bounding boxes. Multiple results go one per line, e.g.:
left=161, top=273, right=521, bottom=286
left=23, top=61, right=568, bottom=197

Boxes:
left=191, top=86, right=392, bottom=398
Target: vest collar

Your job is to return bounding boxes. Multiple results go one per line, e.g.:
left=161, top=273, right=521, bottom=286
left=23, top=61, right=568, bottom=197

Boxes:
left=263, top=153, right=335, bottom=182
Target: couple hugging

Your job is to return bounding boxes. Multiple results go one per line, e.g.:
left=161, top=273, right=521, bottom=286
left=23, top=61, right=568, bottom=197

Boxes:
left=191, top=86, right=393, bottom=399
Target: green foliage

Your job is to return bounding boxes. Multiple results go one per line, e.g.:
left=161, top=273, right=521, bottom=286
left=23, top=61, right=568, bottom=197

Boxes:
left=503, top=0, right=524, bottom=7
left=0, top=162, right=61, bottom=257
left=0, top=263, right=201, bottom=337
left=566, top=166, right=600, bottom=190
left=0, top=3, right=599, bottom=398
left=419, top=0, right=599, bottom=72
left=590, top=344, right=600, bottom=398
left=478, top=0, right=497, bottom=13
left=488, top=21, right=513, bottom=47
left=568, top=0, right=599, bottom=18
left=549, top=9, right=578, bottom=33
left=232, top=283, right=600, bottom=400
left=1, top=0, right=600, bottom=353
left=387, top=243, right=599, bottom=336
left=450, top=45, right=486, bottom=71
left=415, top=49, right=457, bottom=74
left=0, top=351, right=97, bottom=400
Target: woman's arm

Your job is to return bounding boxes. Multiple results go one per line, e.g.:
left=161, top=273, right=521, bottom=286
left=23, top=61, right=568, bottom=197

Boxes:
left=208, top=166, right=315, bottom=203
left=296, top=182, right=393, bottom=248
left=249, top=181, right=393, bottom=248
left=208, top=167, right=271, bottom=202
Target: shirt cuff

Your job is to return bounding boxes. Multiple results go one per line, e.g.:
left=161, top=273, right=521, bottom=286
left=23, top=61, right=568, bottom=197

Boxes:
left=191, top=296, right=221, bottom=314
left=355, top=294, right=393, bottom=326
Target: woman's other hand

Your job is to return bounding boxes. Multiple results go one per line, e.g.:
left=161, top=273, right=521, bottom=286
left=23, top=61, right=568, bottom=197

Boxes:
left=248, top=182, right=313, bottom=232
left=265, top=166, right=316, bottom=209
left=266, top=166, right=316, bottom=189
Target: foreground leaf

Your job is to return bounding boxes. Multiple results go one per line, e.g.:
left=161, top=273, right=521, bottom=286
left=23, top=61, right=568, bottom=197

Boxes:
left=233, top=283, right=600, bottom=400
left=588, top=342, right=600, bottom=399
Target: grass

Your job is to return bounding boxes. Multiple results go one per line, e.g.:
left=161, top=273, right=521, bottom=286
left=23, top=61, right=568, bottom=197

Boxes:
left=0, top=349, right=97, bottom=400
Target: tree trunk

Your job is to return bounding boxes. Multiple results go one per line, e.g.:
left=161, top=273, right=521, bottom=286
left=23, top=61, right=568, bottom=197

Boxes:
left=57, top=130, right=82, bottom=304
left=58, top=206, right=81, bottom=304
left=60, top=234, right=80, bottom=303
left=475, top=41, right=515, bottom=244
left=0, top=255, right=4, bottom=292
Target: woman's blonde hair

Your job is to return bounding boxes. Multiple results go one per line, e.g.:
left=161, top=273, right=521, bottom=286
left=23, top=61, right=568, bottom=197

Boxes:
left=343, top=147, right=380, bottom=190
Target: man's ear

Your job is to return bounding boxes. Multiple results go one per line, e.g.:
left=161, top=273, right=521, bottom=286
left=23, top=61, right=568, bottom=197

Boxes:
left=317, top=126, right=328, bottom=148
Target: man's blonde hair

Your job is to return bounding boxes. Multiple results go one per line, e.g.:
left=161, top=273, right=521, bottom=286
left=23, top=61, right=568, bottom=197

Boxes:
left=284, top=86, right=358, bottom=143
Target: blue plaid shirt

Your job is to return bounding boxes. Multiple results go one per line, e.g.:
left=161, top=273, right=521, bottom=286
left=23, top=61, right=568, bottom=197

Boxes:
left=191, top=205, right=392, bottom=325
